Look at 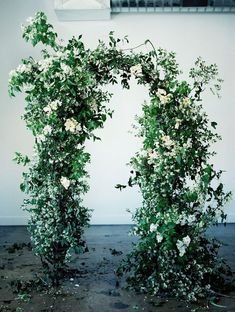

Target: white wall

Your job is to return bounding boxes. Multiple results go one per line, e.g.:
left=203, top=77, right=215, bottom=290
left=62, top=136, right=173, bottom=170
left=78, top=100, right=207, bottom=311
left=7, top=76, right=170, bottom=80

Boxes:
left=0, top=0, right=234, bottom=225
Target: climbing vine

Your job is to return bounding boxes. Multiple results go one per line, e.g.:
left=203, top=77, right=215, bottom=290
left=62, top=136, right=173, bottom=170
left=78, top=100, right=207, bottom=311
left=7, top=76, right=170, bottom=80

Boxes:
left=9, top=12, right=231, bottom=300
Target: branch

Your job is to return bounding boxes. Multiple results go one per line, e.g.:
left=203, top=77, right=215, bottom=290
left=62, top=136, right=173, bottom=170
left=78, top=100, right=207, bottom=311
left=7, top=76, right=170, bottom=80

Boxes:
left=121, top=39, right=157, bottom=57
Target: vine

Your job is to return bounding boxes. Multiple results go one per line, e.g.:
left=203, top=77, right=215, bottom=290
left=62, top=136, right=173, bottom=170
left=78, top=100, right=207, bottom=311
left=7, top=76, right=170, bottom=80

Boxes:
left=8, top=12, right=232, bottom=301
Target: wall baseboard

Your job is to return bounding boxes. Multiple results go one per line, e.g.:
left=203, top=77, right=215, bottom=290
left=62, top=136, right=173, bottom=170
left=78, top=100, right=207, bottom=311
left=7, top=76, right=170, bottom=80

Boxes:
left=0, top=216, right=29, bottom=226
left=1, top=214, right=235, bottom=225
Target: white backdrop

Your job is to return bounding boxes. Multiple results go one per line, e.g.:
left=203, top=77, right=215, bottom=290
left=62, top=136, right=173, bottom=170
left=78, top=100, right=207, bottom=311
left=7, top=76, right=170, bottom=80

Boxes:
left=0, top=0, right=234, bottom=225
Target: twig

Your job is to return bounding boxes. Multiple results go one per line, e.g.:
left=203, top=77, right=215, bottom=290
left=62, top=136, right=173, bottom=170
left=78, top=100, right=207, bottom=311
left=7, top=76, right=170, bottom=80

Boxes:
left=121, top=39, right=157, bottom=57
left=121, top=42, right=147, bottom=52
left=211, top=290, right=235, bottom=299
left=0, top=298, right=15, bottom=302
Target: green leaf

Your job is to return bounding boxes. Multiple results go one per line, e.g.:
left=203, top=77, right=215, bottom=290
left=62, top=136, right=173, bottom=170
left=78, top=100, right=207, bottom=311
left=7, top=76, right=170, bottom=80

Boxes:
left=115, top=184, right=127, bottom=191
left=210, top=300, right=227, bottom=308
left=20, top=183, right=26, bottom=192
left=176, top=155, right=181, bottom=164
left=211, top=121, right=217, bottom=129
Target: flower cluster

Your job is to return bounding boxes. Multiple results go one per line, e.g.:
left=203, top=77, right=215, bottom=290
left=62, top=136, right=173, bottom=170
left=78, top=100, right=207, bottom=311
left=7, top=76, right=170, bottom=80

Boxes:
left=176, top=236, right=191, bottom=257
left=43, top=100, right=62, bottom=115
left=64, top=118, right=81, bottom=133
left=60, top=176, right=71, bottom=189
left=130, top=64, right=142, bottom=77
left=9, top=12, right=116, bottom=283
left=156, top=88, right=172, bottom=104
left=118, top=44, right=231, bottom=302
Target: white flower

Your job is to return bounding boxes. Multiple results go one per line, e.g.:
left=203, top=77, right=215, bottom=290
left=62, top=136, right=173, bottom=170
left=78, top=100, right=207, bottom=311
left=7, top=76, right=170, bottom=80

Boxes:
left=38, top=59, right=52, bottom=72
left=75, top=143, right=83, bottom=150
left=43, top=106, right=52, bottom=114
left=156, top=88, right=167, bottom=96
left=182, top=235, right=191, bottom=246
left=130, top=64, right=142, bottom=77
left=175, top=118, right=182, bottom=129
left=156, top=233, right=163, bottom=243
left=55, top=51, right=66, bottom=59
left=21, top=23, right=26, bottom=32
left=178, top=213, right=195, bottom=226
left=65, top=118, right=81, bottom=133
left=176, top=241, right=186, bottom=257
left=187, top=215, right=196, bottom=225
left=51, top=101, right=58, bottom=109
left=161, top=135, right=174, bottom=148
left=156, top=88, right=172, bottom=105
left=26, top=16, right=34, bottom=24
left=50, top=100, right=61, bottom=110
left=61, top=63, right=72, bottom=76
left=36, top=134, right=46, bottom=143
left=176, top=235, right=191, bottom=257
left=147, top=150, right=158, bottom=165
left=180, top=97, right=191, bottom=107
left=159, top=69, right=165, bottom=80
left=9, top=70, right=17, bottom=82
left=43, top=125, right=52, bottom=135
left=150, top=223, right=158, bottom=232
left=179, top=216, right=187, bottom=226
left=43, top=100, right=61, bottom=115
left=23, top=84, right=34, bottom=92
left=60, top=177, right=70, bottom=189
left=159, top=94, right=172, bottom=105
left=148, top=150, right=157, bottom=159
left=90, top=100, right=98, bottom=112
left=17, top=63, right=32, bottom=74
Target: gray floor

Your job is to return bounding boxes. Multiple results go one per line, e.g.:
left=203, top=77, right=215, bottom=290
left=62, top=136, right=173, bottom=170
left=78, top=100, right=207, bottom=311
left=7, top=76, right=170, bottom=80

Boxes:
left=0, top=224, right=235, bottom=311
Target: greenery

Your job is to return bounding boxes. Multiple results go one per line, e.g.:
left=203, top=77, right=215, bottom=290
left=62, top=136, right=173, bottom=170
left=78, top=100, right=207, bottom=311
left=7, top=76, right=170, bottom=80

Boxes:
left=9, top=12, right=232, bottom=300
left=118, top=45, right=232, bottom=302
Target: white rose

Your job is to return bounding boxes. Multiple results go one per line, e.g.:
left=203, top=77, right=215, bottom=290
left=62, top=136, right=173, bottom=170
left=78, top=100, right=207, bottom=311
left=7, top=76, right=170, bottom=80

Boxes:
left=130, top=64, right=142, bottom=77
left=38, top=59, right=52, bottom=72
left=43, top=125, right=52, bottom=135
left=43, top=106, right=52, bottom=114
left=65, top=118, right=81, bottom=133
left=180, top=97, right=191, bottom=107
left=179, top=248, right=186, bottom=257
left=90, top=100, right=98, bottom=112
left=156, top=88, right=167, bottom=96
left=55, top=51, right=65, bottom=58
left=176, top=236, right=191, bottom=257
left=61, top=63, right=72, bottom=76
left=44, top=100, right=61, bottom=115
left=60, top=177, right=71, bottom=190
left=175, top=118, right=182, bottom=130
left=156, top=233, right=163, bottom=243
left=148, top=150, right=157, bottom=159
left=21, top=23, right=25, bottom=32
left=50, top=101, right=58, bottom=110
left=182, top=235, right=191, bottom=246
left=36, top=134, right=46, bottom=143
left=150, top=223, right=158, bottom=232
left=17, top=63, right=32, bottom=74
left=75, top=143, right=83, bottom=150
left=187, top=215, right=196, bottom=225
left=161, top=135, right=174, bottom=148
left=156, top=89, right=172, bottom=105
left=159, top=69, right=165, bottom=81
left=176, top=240, right=186, bottom=256
left=26, top=16, right=34, bottom=24
left=9, top=69, right=17, bottom=80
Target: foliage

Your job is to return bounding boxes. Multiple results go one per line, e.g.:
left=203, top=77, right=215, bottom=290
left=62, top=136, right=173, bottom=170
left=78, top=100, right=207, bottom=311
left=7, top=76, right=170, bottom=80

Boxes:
left=118, top=44, right=232, bottom=302
left=9, top=12, right=232, bottom=299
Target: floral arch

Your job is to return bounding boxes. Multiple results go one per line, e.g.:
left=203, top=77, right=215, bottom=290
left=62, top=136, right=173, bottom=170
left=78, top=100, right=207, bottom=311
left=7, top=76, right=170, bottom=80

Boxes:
left=9, top=12, right=232, bottom=301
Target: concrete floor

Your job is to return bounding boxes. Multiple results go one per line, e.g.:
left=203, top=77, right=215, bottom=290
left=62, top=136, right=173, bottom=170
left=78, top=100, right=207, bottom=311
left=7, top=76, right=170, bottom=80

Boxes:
left=0, top=224, right=235, bottom=312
